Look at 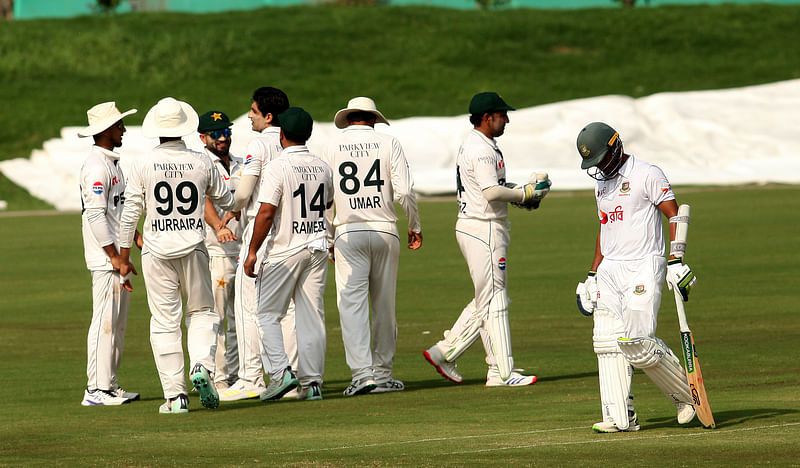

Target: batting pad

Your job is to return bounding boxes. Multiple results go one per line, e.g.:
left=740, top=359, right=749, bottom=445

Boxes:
left=593, top=308, right=631, bottom=430
left=618, top=337, right=693, bottom=405
left=442, top=301, right=483, bottom=362
left=487, top=290, right=513, bottom=380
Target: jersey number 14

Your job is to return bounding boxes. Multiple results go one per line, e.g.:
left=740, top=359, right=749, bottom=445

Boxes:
left=293, top=183, right=326, bottom=218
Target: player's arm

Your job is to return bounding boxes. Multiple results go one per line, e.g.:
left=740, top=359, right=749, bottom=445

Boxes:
left=482, top=184, right=525, bottom=202
left=118, top=164, right=145, bottom=282
left=660, top=199, right=697, bottom=300
left=231, top=174, right=257, bottom=212
left=243, top=202, right=276, bottom=277
left=389, top=139, right=423, bottom=249
left=204, top=196, right=236, bottom=243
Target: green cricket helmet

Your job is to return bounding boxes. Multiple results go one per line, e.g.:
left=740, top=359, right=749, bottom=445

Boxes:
left=576, top=122, right=624, bottom=180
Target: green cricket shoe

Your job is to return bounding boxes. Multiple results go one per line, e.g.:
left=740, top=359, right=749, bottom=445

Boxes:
left=260, top=366, right=299, bottom=401
left=159, top=394, right=189, bottom=414
left=190, top=364, right=219, bottom=409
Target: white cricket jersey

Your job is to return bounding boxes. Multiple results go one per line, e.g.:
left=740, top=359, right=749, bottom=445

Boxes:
left=120, top=140, right=234, bottom=259
left=256, top=145, right=333, bottom=261
left=80, top=146, right=126, bottom=271
left=594, top=155, right=675, bottom=261
left=321, top=125, right=421, bottom=232
left=241, top=127, right=282, bottom=221
left=456, top=129, right=508, bottom=220
left=204, top=151, right=245, bottom=257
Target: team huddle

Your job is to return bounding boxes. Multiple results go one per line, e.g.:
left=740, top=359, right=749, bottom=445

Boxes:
left=77, top=88, right=705, bottom=432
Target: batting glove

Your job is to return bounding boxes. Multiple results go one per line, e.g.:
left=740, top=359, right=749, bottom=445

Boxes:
left=666, top=258, right=697, bottom=301
left=575, top=271, right=598, bottom=316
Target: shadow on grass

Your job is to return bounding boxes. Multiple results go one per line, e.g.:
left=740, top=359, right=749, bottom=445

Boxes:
left=643, top=408, right=799, bottom=430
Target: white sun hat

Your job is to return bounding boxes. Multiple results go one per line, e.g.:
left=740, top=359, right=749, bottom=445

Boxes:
left=141, top=97, right=199, bottom=138
left=333, top=96, right=389, bottom=129
left=77, top=102, right=137, bottom=137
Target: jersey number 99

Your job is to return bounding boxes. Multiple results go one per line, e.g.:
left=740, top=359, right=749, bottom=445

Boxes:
left=154, top=181, right=199, bottom=216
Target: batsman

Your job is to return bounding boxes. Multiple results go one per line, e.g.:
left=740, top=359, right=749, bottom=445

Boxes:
left=575, top=122, right=698, bottom=432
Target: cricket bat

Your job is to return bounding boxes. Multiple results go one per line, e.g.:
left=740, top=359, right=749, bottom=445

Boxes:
left=672, top=204, right=715, bottom=428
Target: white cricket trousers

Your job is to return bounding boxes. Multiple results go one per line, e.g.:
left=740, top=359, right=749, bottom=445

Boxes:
left=596, top=255, right=666, bottom=339
left=142, top=248, right=219, bottom=399
left=86, top=270, right=130, bottom=391
left=437, top=218, right=509, bottom=363
left=210, top=255, right=238, bottom=384
left=256, top=248, right=327, bottom=387
left=334, top=222, right=400, bottom=383
left=234, top=222, right=298, bottom=386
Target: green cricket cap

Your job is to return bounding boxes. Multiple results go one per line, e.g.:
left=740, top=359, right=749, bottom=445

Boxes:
left=469, top=92, right=515, bottom=115
left=577, top=122, right=620, bottom=169
left=198, top=111, right=233, bottom=132
left=279, top=107, right=313, bottom=141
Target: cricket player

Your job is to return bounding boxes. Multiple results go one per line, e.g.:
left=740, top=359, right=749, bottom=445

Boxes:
left=574, top=122, right=697, bottom=432
left=218, top=86, right=300, bottom=401
left=244, top=107, right=333, bottom=402
left=198, top=110, right=245, bottom=391
left=423, top=92, right=549, bottom=387
left=78, top=101, right=141, bottom=406
left=322, top=96, right=423, bottom=396
left=118, top=97, right=234, bottom=414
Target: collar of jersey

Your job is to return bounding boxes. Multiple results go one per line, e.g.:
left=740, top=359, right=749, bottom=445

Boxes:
left=281, top=145, right=309, bottom=156
left=94, top=145, right=121, bottom=161
left=471, top=128, right=498, bottom=150
left=343, top=124, right=374, bottom=132
left=262, top=126, right=280, bottom=135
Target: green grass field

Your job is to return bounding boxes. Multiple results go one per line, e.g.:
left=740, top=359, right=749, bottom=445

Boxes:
left=1, top=187, right=798, bottom=466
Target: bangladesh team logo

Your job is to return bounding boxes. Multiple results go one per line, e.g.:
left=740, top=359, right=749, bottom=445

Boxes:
left=634, top=284, right=646, bottom=295
left=92, top=182, right=104, bottom=195
left=620, top=182, right=630, bottom=193
left=498, top=257, right=506, bottom=270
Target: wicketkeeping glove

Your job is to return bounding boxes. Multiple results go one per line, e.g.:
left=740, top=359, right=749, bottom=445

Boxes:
left=666, top=258, right=697, bottom=301
left=516, top=172, right=551, bottom=210
left=575, top=271, right=598, bottom=316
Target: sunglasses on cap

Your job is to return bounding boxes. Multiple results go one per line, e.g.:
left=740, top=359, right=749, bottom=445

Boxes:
left=206, top=128, right=232, bottom=139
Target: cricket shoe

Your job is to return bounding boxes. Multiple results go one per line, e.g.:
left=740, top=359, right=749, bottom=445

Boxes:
left=190, top=364, right=219, bottom=409
left=592, top=413, right=640, bottom=433
left=260, top=366, right=299, bottom=401
left=372, top=379, right=405, bottom=393
left=219, top=379, right=265, bottom=401
left=81, top=389, right=129, bottom=406
left=110, top=386, right=140, bottom=402
left=297, top=382, right=323, bottom=401
left=423, top=346, right=463, bottom=383
left=485, top=368, right=537, bottom=387
left=159, top=394, right=189, bottom=414
left=343, top=378, right=377, bottom=397
left=677, top=402, right=696, bottom=424
left=214, top=380, right=230, bottom=392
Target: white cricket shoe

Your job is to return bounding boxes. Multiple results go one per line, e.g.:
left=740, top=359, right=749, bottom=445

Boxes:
left=592, top=413, right=640, bottom=433
left=372, top=379, right=405, bottom=393
left=423, top=346, right=463, bottom=383
left=218, top=379, right=265, bottom=401
left=485, top=369, right=537, bottom=387
left=159, top=394, right=189, bottom=414
left=343, top=378, right=377, bottom=397
left=110, top=386, right=140, bottom=402
left=677, top=402, right=696, bottom=424
left=297, top=382, right=322, bottom=401
left=81, top=389, right=129, bottom=406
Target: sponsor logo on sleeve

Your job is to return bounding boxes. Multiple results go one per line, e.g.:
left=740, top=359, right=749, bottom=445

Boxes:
left=92, top=182, right=104, bottom=195
left=244, top=154, right=254, bottom=165
left=498, top=257, right=506, bottom=270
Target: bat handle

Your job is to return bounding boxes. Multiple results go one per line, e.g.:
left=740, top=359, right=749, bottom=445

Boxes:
left=673, top=286, right=691, bottom=333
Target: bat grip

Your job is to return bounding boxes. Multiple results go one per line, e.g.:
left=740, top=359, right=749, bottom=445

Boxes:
left=673, top=286, right=691, bottom=332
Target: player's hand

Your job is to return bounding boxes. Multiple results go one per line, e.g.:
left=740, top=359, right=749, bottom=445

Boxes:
left=243, top=252, right=258, bottom=278
left=666, top=259, right=696, bottom=301
left=328, top=246, right=335, bottom=264
left=408, top=230, right=423, bottom=250
left=575, top=271, right=597, bottom=316
left=216, top=227, right=237, bottom=243
left=120, top=274, right=133, bottom=292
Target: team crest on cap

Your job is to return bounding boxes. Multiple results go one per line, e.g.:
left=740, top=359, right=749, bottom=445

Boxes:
left=92, top=182, right=104, bottom=194
left=498, top=257, right=506, bottom=270
left=634, top=284, right=646, bottom=295
left=211, top=112, right=223, bottom=121
left=579, top=144, right=591, bottom=158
